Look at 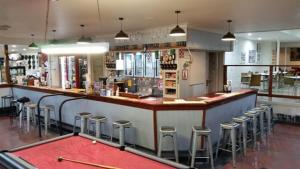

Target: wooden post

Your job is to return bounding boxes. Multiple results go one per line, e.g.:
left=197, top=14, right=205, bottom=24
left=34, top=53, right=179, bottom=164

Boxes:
left=268, top=66, right=273, bottom=97
left=4, top=44, right=11, bottom=84
left=223, top=65, right=228, bottom=86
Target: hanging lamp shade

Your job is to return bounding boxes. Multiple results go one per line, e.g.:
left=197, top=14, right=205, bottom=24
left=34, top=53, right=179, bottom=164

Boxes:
left=115, top=17, right=129, bottom=40
left=222, top=32, right=236, bottom=41
left=169, top=10, right=186, bottom=37
left=28, top=42, right=38, bottom=49
left=77, top=24, right=92, bottom=44
left=49, top=29, right=60, bottom=45
left=222, top=20, right=236, bottom=41
left=115, top=30, right=129, bottom=40
left=77, top=36, right=92, bottom=44
left=28, top=34, right=39, bottom=49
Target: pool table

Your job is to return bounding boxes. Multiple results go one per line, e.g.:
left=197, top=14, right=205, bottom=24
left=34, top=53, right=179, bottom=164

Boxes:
left=0, top=133, right=189, bottom=169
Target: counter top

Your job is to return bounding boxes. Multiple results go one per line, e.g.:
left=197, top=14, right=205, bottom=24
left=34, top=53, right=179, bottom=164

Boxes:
left=3, top=84, right=257, bottom=111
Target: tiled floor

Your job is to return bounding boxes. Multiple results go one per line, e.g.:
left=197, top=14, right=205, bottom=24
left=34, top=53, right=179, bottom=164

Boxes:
left=0, top=116, right=58, bottom=150
left=1, top=116, right=300, bottom=169
left=217, top=123, right=300, bottom=169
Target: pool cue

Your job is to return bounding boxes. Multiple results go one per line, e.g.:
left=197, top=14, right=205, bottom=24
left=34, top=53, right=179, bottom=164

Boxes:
left=57, top=156, right=121, bottom=169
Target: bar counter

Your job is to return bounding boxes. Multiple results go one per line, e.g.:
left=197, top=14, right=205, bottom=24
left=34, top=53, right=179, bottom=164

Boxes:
left=0, top=84, right=257, bottom=151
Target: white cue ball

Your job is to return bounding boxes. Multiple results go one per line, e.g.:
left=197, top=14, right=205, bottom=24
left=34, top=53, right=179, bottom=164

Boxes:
left=92, top=140, right=97, bottom=144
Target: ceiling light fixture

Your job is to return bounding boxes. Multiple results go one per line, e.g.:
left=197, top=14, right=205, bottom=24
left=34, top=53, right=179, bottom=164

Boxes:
left=247, top=33, right=252, bottom=36
left=23, top=48, right=27, bottom=51
left=258, top=37, right=262, bottom=41
left=115, top=17, right=129, bottom=40
left=49, top=29, right=59, bottom=45
left=28, top=34, right=39, bottom=49
left=77, top=24, right=92, bottom=44
left=222, top=20, right=236, bottom=41
left=169, top=10, right=186, bottom=37
left=41, top=42, right=109, bottom=55
left=12, top=45, right=16, bottom=48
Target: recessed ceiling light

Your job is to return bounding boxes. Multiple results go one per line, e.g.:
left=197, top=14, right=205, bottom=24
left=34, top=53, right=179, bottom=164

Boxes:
left=23, top=48, right=27, bottom=51
left=11, top=45, right=16, bottom=48
left=247, top=33, right=252, bottom=36
left=258, top=37, right=262, bottom=40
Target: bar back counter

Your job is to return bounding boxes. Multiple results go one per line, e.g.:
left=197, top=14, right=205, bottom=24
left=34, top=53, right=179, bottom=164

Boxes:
left=0, top=84, right=257, bottom=152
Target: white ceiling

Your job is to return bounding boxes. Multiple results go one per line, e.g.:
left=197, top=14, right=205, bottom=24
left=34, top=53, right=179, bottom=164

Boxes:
left=237, top=29, right=300, bottom=42
left=1, top=0, right=300, bottom=43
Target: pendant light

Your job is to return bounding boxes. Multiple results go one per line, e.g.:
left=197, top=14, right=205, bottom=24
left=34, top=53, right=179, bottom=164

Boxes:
left=28, top=34, right=39, bottom=49
left=222, top=20, right=236, bottom=41
left=169, top=10, right=186, bottom=37
left=77, top=24, right=92, bottom=44
left=49, top=29, right=59, bottom=45
left=115, top=17, right=129, bottom=40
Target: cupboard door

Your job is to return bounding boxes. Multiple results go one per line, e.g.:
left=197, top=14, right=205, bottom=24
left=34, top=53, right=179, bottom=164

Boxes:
left=124, top=53, right=134, bottom=76
left=135, top=53, right=144, bottom=77
left=144, top=52, right=156, bottom=77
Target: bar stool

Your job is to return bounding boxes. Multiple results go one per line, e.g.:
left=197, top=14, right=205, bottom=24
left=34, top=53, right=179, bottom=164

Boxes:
left=189, top=126, right=214, bottom=169
left=21, top=103, right=37, bottom=132
left=88, top=115, right=107, bottom=138
left=111, top=120, right=135, bottom=147
left=216, top=122, right=241, bottom=167
left=1, top=95, right=14, bottom=108
left=244, top=110, right=260, bottom=147
left=40, top=105, right=57, bottom=135
left=157, top=126, right=179, bottom=163
left=251, top=107, right=265, bottom=139
left=9, top=99, right=19, bottom=125
left=73, top=112, right=91, bottom=133
left=259, top=104, right=273, bottom=135
left=232, top=116, right=250, bottom=156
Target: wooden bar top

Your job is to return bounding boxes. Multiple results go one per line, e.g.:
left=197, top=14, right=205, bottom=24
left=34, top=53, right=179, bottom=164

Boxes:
left=2, top=84, right=257, bottom=111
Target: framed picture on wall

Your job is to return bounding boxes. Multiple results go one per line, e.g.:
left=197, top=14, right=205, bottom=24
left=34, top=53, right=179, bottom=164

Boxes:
left=248, top=50, right=257, bottom=63
left=241, top=52, right=246, bottom=64
left=290, top=48, right=300, bottom=61
left=182, top=69, right=188, bottom=80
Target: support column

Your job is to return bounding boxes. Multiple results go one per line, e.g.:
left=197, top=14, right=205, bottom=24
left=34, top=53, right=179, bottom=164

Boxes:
left=4, top=45, right=11, bottom=84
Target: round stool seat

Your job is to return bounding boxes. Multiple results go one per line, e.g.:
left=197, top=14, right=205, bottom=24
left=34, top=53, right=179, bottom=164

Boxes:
left=245, top=111, right=259, bottom=116
left=90, top=115, right=106, bottom=121
left=220, top=122, right=240, bottom=129
left=260, top=103, right=271, bottom=107
left=78, top=112, right=91, bottom=116
left=251, top=107, right=265, bottom=111
left=161, top=126, right=176, bottom=132
left=40, top=105, right=55, bottom=110
left=114, top=120, right=131, bottom=125
left=27, top=104, right=37, bottom=108
left=233, top=116, right=250, bottom=123
left=2, top=95, right=13, bottom=99
left=192, top=126, right=211, bottom=135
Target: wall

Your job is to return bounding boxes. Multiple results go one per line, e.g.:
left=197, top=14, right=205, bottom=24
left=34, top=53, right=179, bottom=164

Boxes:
left=225, top=38, right=276, bottom=89
left=178, top=50, right=208, bottom=97
left=89, top=54, right=105, bottom=82
left=187, top=28, right=229, bottom=51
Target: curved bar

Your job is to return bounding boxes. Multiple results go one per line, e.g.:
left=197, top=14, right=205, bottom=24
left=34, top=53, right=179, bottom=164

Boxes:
left=37, top=93, right=65, bottom=138
left=58, top=96, right=87, bottom=135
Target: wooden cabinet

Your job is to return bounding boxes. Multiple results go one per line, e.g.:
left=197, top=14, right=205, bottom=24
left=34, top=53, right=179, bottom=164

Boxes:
left=163, top=70, right=179, bottom=98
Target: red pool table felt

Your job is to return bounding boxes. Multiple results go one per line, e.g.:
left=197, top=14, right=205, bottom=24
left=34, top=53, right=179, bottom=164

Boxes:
left=13, top=136, right=175, bottom=169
